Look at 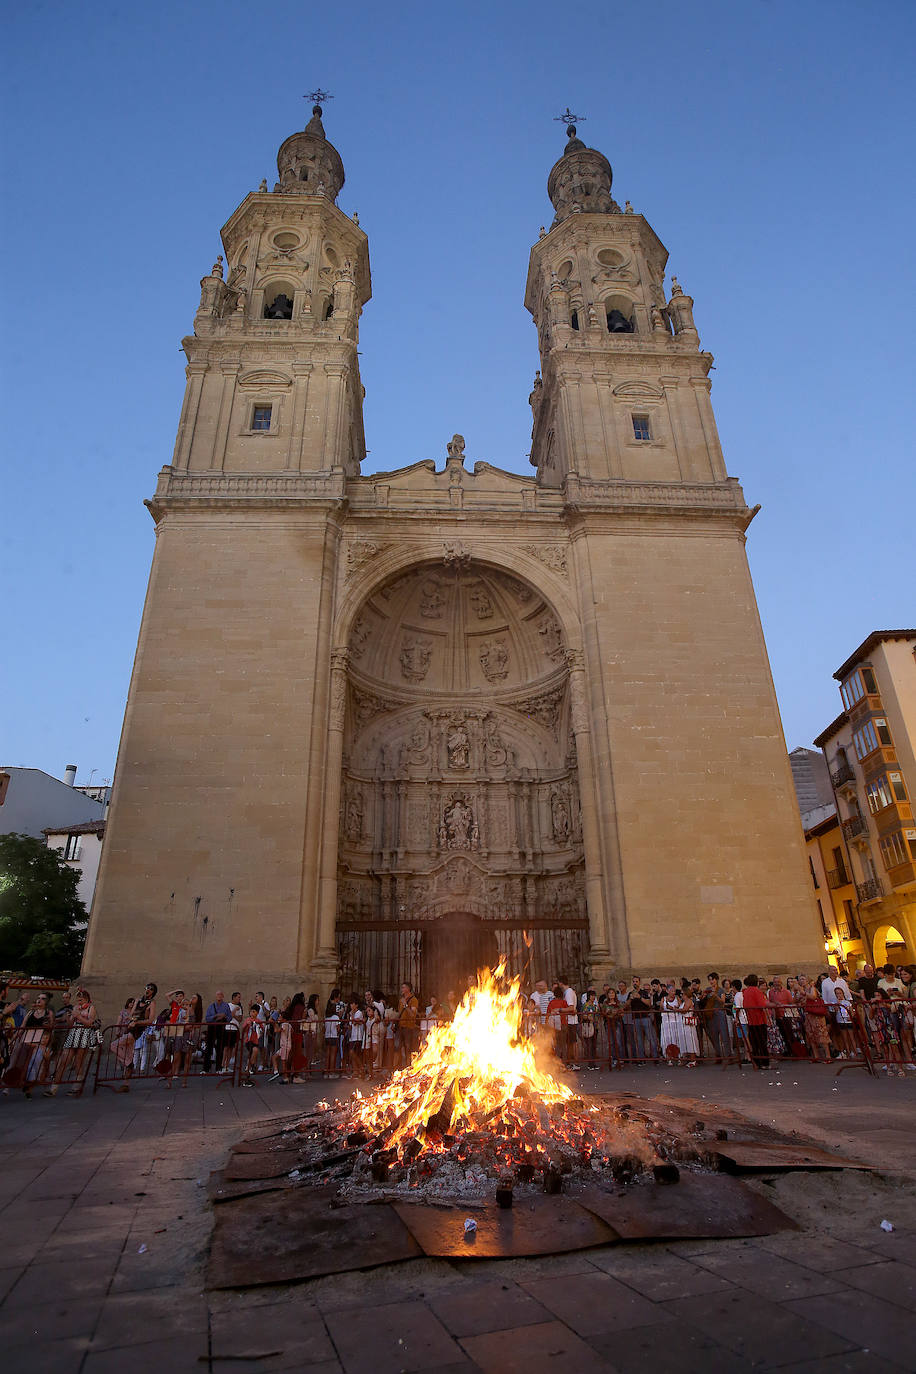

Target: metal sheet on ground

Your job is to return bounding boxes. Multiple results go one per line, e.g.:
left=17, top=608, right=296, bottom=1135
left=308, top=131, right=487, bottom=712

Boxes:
left=207, top=1185, right=422, bottom=1288
left=392, top=1195, right=618, bottom=1258
left=706, top=1141, right=871, bottom=1172
left=578, top=1173, right=799, bottom=1240
left=208, top=1170, right=291, bottom=1204
left=222, top=1150, right=304, bottom=1181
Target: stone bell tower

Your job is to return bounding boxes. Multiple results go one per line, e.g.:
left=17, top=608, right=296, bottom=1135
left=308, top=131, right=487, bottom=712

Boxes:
left=177, top=101, right=370, bottom=479
left=81, top=102, right=371, bottom=1003
left=525, top=119, right=720, bottom=489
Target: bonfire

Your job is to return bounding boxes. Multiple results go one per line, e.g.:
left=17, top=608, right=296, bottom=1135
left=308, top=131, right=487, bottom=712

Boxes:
left=291, top=965, right=686, bottom=1198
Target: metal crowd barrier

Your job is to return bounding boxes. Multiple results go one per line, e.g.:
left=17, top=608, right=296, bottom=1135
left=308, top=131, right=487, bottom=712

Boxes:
left=1, top=1021, right=100, bottom=1097
left=93, top=1020, right=239, bottom=1093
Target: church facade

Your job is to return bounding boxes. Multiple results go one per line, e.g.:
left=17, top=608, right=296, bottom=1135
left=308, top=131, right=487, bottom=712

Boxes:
left=82, top=106, right=823, bottom=1008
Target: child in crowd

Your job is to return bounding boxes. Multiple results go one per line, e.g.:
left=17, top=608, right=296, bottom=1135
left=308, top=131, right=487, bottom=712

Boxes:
left=241, top=1002, right=263, bottom=1084
left=346, top=998, right=365, bottom=1077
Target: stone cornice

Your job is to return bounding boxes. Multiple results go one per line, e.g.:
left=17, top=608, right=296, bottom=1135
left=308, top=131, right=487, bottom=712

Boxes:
left=145, top=467, right=348, bottom=519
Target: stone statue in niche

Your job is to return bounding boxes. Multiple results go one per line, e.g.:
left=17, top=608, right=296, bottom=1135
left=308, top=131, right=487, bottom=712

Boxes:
left=469, top=584, right=494, bottom=619
left=344, top=790, right=363, bottom=842
left=551, top=789, right=571, bottom=842
left=479, top=639, right=510, bottom=683
left=539, top=615, right=564, bottom=661
left=446, top=720, right=470, bottom=770
left=419, top=579, right=446, bottom=619
left=443, top=798, right=476, bottom=850
left=400, top=636, right=432, bottom=683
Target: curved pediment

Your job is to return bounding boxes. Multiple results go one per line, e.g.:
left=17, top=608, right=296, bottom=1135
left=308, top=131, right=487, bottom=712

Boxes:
left=611, top=380, right=664, bottom=399
left=238, top=369, right=292, bottom=389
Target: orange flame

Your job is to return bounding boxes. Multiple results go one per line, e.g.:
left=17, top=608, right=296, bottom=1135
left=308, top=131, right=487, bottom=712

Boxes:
left=352, top=963, right=572, bottom=1150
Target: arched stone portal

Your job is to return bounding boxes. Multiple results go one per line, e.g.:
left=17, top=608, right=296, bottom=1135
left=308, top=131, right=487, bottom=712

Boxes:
left=335, top=560, right=588, bottom=998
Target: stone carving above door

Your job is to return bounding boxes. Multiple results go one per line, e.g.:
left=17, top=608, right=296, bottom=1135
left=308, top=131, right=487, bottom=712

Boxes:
left=400, top=635, right=432, bottom=683
left=479, top=638, right=510, bottom=682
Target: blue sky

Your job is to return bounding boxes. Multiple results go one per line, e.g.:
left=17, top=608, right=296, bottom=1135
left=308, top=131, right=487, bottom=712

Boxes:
left=2, top=0, right=914, bottom=786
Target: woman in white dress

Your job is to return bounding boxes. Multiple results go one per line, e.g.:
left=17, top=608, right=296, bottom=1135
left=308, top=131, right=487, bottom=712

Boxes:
left=659, top=983, right=699, bottom=1063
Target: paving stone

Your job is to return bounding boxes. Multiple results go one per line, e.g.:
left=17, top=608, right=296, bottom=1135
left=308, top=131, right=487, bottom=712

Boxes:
left=91, top=1290, right=209, bottom=1351
left=324, top=1298, right=466, bottom=1374
left=831, top=1259, right=916, bottom=1310
left=427, top=1279, right=554, bottom=1336
left=4, top=1255, right=118, bottom=1304
left=40, top=1227, right=130, bottom=1264
left=211, top=1302, right=337, bottom=1364
left=587, top=1246, right=736, bottom=1300
left=686, top=1246, right=847, bottom=1301
left=586, top=1320, right=739, bottom=1373
left=0, top=1295, right=103, bottom=1347
left=0, top=1264, right=24, bottom=1301
left=784, top=1288, right=916, bottom=1365
left=83, top=1335, right=208, bottom=1373
left=860, top=1230, right=916, bottom=1267
left=776, top=1353, right=904, bottom=1373
left=661, top=1288, right=859, bottom=1366
left=459, top=1319, right=614, bottom=1373
left=754, top=1233, right=886, bottom=1272
left=517, top=1269, right=671, bottom=1337
left=1, top=1335, right=91, bottom=1374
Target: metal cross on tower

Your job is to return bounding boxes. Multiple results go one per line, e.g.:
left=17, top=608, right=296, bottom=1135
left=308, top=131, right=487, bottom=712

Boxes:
left=306, top=89, right=334, bottom=111
left=554, top=107, right=586, bottom=128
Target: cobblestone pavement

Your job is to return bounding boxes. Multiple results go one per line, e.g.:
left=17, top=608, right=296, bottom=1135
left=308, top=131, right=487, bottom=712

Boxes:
left=1, top=1064, right=914, bottom=1372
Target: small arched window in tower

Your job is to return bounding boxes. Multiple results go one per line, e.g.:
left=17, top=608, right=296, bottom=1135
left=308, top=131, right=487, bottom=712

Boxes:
left=607, top=307, right=635, bottom=334
left=264, top=293, right=293, bottom=320
left=570, top=309, right=580, bottom=331
left=324, top=297, right=334, bottom=321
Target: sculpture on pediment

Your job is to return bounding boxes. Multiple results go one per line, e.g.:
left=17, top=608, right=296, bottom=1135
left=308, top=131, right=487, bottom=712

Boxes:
left=400, top=636, right=432, bottom=683
left=446, top=433, right=466, bottom=461
left=479, top=638, right=509, bottom=683
left=446, top=719, right=470, bottom=770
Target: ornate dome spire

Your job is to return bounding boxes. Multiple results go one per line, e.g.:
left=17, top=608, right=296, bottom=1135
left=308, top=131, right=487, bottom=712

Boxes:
left=547, top=122, right=620, bottom=226
left=275, top=96, right=345, bottom=201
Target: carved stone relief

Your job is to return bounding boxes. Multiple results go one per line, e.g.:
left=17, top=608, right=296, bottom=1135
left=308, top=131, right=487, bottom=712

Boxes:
left=523, top=542, right=568, bottom=575
left=510, top=685, right=565, bottom=739
left=479, top=638, right=510, bottom=682
left=442, top=541, right=471, bottom=569
left=482, top=715, right=514, bottom=770
left=419, top=578, right=447, bottom=619
left=347, top=538, right=387, bottom=577
left=351, top=687, right=397, bottom=732
left=349, top=615, right=371, bottom=660
left=343, top=786, right=364, bottom=842
left=468, top=583, right=494, bottom=619
left=498, top=574, right=534, bottom=604
left=538, top=615, right=565, bottom=662
left=400, top=636, right=432, bottom=683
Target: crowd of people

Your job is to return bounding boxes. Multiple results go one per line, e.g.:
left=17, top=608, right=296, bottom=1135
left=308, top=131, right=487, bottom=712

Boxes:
left=2, top=960, right=914, bottom=1096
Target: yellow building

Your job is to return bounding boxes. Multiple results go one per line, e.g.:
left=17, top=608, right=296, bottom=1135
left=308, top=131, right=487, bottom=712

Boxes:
left=814, top=631, right=916, bottom=968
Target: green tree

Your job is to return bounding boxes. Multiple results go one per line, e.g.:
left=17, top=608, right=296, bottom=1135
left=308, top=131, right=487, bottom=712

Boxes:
left=0, top=833, right=87, bottom=978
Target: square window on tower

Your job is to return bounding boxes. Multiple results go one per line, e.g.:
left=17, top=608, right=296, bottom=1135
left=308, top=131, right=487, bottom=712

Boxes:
left=251, top=405, right=272, bottom=432
left=632, top=414, right=651, bottom=441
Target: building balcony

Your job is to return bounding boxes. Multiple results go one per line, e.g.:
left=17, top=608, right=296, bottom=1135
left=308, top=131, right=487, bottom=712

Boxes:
left=856, top=877, right=883, bottom=903
left=842, top=814, right=868, bottom=840
left=831, top=762, right=856, bottom=788
left=826, top=867, right=850, bottom=890
left=838, top=919, right=861, bottom=942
